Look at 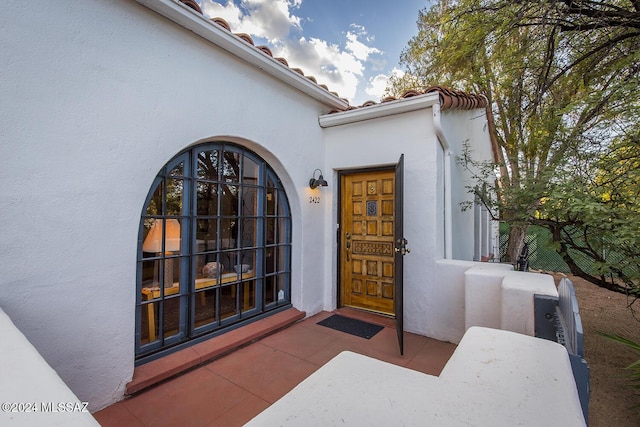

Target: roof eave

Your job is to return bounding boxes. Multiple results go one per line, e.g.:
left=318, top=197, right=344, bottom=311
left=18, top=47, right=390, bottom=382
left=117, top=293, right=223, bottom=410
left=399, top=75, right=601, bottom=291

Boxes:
left=135, top=0, right=349, bottom=110
left=318, top=92, right=440, bottom=128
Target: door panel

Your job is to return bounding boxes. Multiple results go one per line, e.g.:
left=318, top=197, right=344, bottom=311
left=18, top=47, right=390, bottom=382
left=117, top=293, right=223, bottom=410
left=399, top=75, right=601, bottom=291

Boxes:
left=394, top=154, right=405, bottom=355
left=340, top=170, right=396, bottom=315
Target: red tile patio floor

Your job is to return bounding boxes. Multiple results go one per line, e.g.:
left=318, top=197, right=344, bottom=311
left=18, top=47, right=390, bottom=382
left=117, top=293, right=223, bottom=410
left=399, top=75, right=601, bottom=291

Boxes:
left=94, top=309, right=456, bottom=427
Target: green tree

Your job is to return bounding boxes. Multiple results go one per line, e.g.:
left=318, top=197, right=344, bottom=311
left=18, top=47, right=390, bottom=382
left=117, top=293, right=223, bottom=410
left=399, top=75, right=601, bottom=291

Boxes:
left=390, top=0, right=639, bottom=284
left=538, top=131, right=640, bottom=292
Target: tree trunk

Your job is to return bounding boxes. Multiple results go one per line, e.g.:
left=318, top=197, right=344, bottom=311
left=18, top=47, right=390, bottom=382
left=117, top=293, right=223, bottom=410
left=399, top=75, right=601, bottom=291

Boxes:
left=506, top=224, right=527, bottom=265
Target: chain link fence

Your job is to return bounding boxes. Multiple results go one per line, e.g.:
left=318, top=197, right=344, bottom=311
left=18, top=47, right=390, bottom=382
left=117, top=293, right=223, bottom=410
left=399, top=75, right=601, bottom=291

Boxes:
left=499, top=224, right=639, bottom=280
left=499, top=225, right=569, bottom=272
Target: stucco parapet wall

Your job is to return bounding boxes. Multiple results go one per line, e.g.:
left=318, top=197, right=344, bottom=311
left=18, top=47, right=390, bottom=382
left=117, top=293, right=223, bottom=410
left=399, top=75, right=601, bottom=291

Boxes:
left=501, top=271, right=558, bottom=336
left=0, top=308, right=100, bottom=426
left=247, top=328, right=586, bottom=426
left=439, top=327, right=586, bottom=426
left=135, top=0, right=348, bottom=110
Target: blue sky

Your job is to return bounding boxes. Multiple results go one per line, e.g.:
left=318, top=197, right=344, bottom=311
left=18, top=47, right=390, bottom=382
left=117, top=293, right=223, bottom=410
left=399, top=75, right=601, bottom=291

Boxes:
left=196, top=0, right=429, bottom=105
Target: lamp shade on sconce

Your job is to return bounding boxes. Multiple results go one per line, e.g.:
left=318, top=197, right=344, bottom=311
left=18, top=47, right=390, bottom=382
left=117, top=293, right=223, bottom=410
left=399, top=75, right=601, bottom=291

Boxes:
left=309, top=169, right=328, bottom=189
left=143, top=219, right=181, bottom=253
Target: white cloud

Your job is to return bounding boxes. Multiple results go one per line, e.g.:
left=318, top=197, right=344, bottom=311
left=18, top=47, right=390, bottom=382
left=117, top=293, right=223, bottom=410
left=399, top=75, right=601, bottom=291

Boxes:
left=345, top=31, right=381, bottom=61
left=275, top=36, right=364, bottom=100
left=200, top=0, right=301, bottom=42
left=365, top=68, right=405, bottom=100
left=273, top=28, right=384, bottom=102
left=197, top=1, right=385, bottom=103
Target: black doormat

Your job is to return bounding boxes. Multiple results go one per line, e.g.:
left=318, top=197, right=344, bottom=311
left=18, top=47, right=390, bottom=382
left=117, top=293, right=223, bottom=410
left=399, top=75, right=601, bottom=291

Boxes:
left=317, top=314, right=384, bottom=339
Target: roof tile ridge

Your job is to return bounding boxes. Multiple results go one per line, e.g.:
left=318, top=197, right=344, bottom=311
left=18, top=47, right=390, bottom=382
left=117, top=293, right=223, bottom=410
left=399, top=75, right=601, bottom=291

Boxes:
left=327, top=85, right=490, bottom=114
left=211, top=17, right=231, bottom=31
left=256, top=45, right=273, bottom=57
left=400, top=89, right=423, bottom=98
left=424, top=85, right=491, bottom=110
left=235, top=33, right=255, bottom=45
left=179, top=0, right=202, bottom=14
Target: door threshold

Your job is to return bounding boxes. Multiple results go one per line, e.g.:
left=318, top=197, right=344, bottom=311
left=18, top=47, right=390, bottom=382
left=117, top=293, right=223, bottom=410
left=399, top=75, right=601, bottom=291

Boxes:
left=341, top=305, right=394, bottom=317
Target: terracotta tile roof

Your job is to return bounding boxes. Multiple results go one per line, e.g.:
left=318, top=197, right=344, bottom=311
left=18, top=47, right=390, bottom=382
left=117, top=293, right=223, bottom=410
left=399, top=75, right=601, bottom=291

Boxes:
left=179, top=0, right=201, bottom=13
left=333, top=86, right=488, bottom=113
left=177, top=0, right=342, bottom=99
left=177, top=1, right=486, bottom=112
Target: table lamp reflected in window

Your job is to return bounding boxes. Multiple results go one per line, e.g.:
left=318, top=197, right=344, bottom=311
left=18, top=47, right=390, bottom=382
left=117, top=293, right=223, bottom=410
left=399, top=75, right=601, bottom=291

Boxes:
left=142, top=219, right=181, bottom=289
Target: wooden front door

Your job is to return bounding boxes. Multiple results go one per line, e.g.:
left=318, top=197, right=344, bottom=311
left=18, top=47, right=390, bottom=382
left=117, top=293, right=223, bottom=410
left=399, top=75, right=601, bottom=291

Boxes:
left=340, top=169, right=397, bottom=315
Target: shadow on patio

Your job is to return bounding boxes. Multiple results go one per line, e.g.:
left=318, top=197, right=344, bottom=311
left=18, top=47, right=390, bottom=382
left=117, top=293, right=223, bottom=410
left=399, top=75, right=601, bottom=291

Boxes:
left=94, top=308, right=456, bottom=427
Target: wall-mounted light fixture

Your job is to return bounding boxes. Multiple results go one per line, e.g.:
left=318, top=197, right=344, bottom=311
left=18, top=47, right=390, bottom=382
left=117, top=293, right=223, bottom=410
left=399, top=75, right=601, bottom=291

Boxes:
left=309, top=169, right=328, bottom=189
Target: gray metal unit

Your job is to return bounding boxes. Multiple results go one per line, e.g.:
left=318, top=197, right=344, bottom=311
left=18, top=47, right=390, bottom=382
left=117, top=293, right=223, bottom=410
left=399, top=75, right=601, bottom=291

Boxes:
left=534, top=278, right=590, bottom=425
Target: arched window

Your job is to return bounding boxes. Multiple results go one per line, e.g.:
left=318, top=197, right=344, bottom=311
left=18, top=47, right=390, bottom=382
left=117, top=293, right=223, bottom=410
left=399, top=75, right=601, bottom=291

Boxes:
left=136, top=142, right=292, bottom=361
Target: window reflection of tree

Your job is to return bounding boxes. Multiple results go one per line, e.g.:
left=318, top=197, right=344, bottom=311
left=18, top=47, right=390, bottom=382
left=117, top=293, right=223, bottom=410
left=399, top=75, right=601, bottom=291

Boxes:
left=196, top=149, right=245, bottom=270
left=146, top=182, right=163, bottom=216
left=193, top=148, right=283, bottom=272
left=241, top=189, right=255, bottom=242
left=196, top=150, right=241, bottom=210
left=166, top=179, right=183, bottom=215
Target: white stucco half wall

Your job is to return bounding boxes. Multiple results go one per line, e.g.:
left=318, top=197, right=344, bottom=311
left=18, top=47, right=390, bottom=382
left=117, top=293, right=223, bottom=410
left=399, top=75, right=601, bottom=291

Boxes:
left=501, top=271, right=558, bottom=335
left=0, top=308, right=100, bottom=426
left=248, top=328, right=585, bottom=426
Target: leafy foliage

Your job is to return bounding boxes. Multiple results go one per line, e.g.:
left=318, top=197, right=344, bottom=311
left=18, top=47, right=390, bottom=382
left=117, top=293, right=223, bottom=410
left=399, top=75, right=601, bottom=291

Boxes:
left=391, top=0, right=640, bottom=288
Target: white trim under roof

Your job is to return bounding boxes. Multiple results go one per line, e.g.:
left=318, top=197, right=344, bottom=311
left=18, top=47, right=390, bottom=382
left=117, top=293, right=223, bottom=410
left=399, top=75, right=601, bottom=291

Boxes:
left=135, top=0, right=349, bottom=111
left=318, top=93, right=440, bottom=128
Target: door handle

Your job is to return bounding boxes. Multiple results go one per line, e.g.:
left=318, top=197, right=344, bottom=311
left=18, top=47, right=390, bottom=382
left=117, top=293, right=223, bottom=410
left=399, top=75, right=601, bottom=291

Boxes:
left=345, top=233, right=351, bottom=262
left=395, top=238, right=410, bottom=255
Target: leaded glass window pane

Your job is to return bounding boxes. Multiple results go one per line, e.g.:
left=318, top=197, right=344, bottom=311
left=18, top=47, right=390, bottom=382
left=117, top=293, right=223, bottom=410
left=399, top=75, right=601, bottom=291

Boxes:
left=222, top=151, right=241, bottom=184
left=240, top=187, right=258, bottom=216
left=243, top=157, right=259, bottom=185
left=169, top=161, right=184, bottom=177
left=145, top=181, right=163, bottom=216
left=197, top=182, right=218, bottom=216
left=240, top=218, right=257, bottom=248
left=196, top=219, right=218, bottom=253
left=197, top=150, right=219, bottom=180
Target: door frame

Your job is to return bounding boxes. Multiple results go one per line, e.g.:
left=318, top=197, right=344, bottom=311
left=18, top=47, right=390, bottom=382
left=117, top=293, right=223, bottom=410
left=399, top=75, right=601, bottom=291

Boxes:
left=335, top=164, right=397, bottom=311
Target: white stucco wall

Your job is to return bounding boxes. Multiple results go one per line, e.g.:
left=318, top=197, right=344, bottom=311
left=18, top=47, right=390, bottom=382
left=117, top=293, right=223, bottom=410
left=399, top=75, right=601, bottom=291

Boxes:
left=440, top=109, right=494, bottom=260
left=322, top=105, right=492, bottom=337
left=1, top=0, right=495, bottom=411
left=324, top=108, right=444, bottom=335
left=0, top=0, right=336, bottom=411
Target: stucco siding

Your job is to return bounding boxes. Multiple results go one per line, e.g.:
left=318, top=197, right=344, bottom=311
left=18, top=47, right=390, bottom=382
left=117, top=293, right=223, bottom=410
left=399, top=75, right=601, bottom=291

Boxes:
left=324, top=109, right=442, bottom=335
left=1, top=0, right=333, bottom=411
left=1, top=0, right=494, bottom=411
left=441, top=109, right=493, bottom=260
